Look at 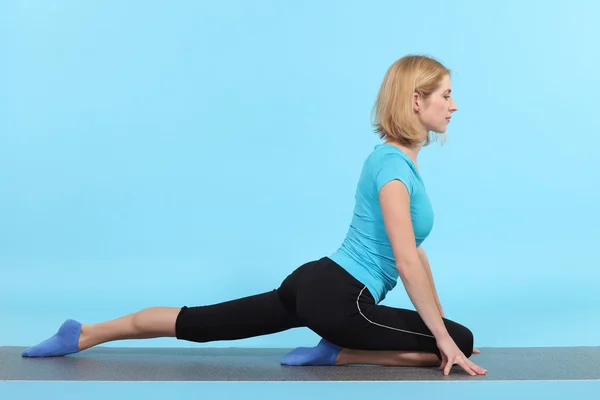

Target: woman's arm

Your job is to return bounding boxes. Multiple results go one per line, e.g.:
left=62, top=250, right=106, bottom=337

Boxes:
left=379, top=179, right=450, bottom=340
left=417, top=246, right=444, bottom=318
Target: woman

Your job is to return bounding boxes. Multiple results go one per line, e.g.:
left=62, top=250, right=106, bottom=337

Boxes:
left=22, top=54, right=487, bottom=377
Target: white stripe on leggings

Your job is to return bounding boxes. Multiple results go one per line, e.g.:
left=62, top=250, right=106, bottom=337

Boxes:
left=356, top=286, right=436, bottom=339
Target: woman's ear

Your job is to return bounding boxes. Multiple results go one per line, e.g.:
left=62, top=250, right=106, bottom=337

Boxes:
left=412, top=92, right=420, bottom=113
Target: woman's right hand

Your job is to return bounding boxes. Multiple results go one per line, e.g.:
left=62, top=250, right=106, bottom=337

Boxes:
left=436, top=335, right=487, bottom=376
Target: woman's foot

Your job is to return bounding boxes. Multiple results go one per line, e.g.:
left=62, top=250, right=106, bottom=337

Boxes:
left=280, top=338, right=342, bottom=366
left=22, top=319, right=82, bottom=357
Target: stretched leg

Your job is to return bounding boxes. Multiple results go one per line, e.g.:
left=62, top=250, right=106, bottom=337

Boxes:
left=21, top=307, right=180, bottom=357
left=23, top=290, right=303, bottom=357
left=175, top=290, right=303, bottom=343
left=22, top=257, right=321, bottom=358
left=79, top=307, right=180, bottom=350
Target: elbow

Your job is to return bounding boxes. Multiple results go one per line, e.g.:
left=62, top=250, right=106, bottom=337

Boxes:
left=396, top=257, right=421, bottom=280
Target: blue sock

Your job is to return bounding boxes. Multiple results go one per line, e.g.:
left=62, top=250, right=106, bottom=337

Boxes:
left=280, top=338, right=342, bottom=366
left=22, top=319, right=82, bottom=357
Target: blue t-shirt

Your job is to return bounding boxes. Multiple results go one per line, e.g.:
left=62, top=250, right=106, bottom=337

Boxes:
left=329, top=143, right=434, bottom=304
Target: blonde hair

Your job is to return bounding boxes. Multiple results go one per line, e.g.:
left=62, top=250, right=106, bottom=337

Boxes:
left=372, top=55, right=451, bottom=147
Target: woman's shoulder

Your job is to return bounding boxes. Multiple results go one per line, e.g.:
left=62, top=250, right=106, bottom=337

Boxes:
left=366, top=144, right=416, bottom=171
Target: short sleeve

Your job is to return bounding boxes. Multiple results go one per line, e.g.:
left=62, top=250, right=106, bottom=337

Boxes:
left=374, top=154, right=415, bottom=196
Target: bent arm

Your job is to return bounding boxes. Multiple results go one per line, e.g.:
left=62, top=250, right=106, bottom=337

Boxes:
left=418, top=246, right=444, bottom=318
left=379, top=180, right=449, bottom=340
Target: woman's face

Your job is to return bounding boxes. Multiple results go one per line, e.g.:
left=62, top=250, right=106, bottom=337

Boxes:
left=415, top=75, right=458, bottom=134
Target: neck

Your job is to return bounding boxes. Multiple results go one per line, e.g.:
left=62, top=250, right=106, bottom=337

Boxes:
left=384, top=140, right=423, bottom=167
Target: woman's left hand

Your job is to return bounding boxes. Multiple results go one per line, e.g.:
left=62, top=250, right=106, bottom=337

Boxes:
left=473, top=348, right=481, bottom=354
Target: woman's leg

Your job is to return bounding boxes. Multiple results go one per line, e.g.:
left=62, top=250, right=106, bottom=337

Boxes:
left=78, top=307, right=180, bottom=351
left=281, top=337, right=440, bottom=367
left=21, top=307, right=181, bottom=357
left=284, top=257, right=474, bottom=367
left=23, top=287, right=304, bottom=357
left=24, top=256, right=330, bottom=359
left=328, top=300, right=473, bottom=360
left=336, top=348, right=440, bottom=367
left=22, top=258, right=319, bottom=358
left=174, top=290, right=303, bottom=343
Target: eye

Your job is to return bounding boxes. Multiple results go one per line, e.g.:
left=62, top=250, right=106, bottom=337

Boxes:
left=444, top=96, right=450, bottom=100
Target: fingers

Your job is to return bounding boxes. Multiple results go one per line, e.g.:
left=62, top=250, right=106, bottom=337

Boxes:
left=473, top=348, right=480, bottom=354
left=443, top=357, right=487, bottom=376
left=439, top=354, right=448, bottom=371
left=448, top=358, right=475, bottom=376
left=468, top=359, right=488, bottom=375
left=443, top=360, right=453, bottom=376
left=443, top=355, right=462, bottom=376
left=461, top=359, right=477, bottom=376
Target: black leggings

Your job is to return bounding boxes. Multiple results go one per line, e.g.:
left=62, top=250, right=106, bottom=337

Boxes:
left=175, top=257, right=474, bottom=360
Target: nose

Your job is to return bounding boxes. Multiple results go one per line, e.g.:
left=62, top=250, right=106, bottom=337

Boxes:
left=450, top=98, right=458, bottom=113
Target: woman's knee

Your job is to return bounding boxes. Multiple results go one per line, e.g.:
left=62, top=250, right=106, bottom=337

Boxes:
left=445, top=319, right=474, bottom=358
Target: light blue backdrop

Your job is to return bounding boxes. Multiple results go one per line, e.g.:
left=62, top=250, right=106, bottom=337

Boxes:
left=2, top=0, right=599, bottom=350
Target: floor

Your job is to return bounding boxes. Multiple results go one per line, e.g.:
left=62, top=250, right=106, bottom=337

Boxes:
left=3, top=345, right=600, bottom=381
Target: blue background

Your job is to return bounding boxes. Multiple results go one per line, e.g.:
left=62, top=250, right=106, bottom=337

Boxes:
left=2, top=0, right=599, bottom=350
